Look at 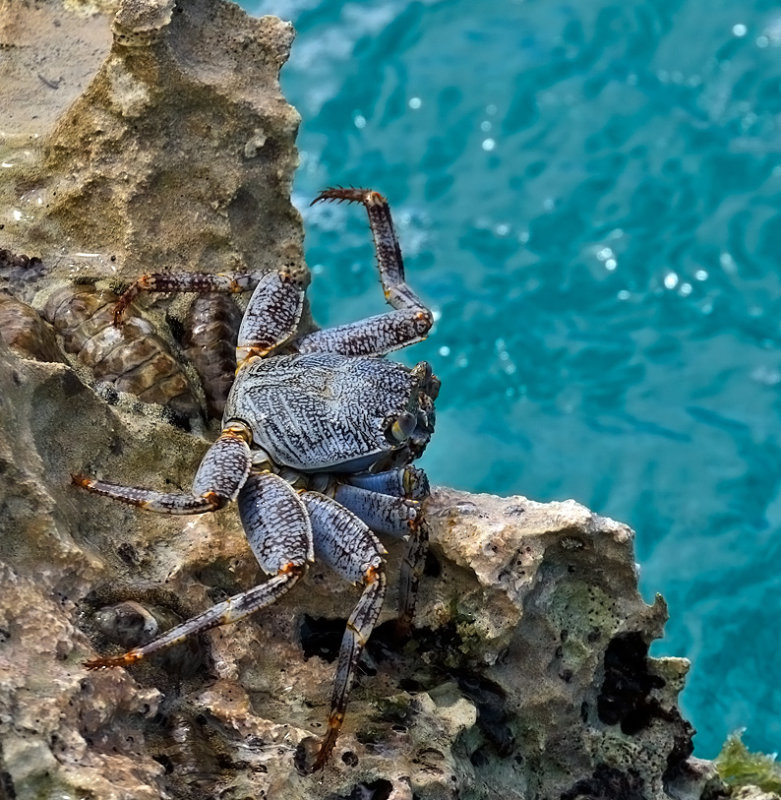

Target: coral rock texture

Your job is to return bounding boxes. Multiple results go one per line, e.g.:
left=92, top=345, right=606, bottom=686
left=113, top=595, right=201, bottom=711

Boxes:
left=0, top=1, right=739, bottom=799
left=1, top=0, right=303, bottom=421
left=0, top=339, right=702, bottom=799
left=1, top=0, right=302, bottom=288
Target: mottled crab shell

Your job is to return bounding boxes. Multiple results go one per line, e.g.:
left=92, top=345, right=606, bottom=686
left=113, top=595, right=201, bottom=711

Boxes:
left=0, top=293, right=67, bottom=364
left=42, top=285, right=200, bottom=417
left=224, top=352, right=433, bottom=473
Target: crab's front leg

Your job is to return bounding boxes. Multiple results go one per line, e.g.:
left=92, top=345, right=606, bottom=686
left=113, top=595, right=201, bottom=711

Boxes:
left=82, top=472, right=313, bottom=668
left=297, top=188, right=433, bottom=357
left=295, top=492, right=388, bottom=773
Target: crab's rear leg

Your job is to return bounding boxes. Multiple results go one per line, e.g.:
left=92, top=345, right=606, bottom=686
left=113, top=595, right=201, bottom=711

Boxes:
left=114, top=268, right=306, bottom=368
left=113, top=272, right=256, bottom=326
left=295, top=492, right=388, bottom=773
left=83, top=472, right=313, bottom=669
left=297, top=188, right=433, bottom=356
left=335, top=476, right=430, bottom=638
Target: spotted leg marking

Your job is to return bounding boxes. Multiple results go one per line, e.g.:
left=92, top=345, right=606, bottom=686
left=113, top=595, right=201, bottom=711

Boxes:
left=336, top=476, right=430, bottom=637
left=73, top=422, right=253, bottom=514
left=296, top=188, right=433, bottom=356
left=295, top=492, right=388, bottom=773
left=83, top=472, right=312, bottom=669
left=235, top=268, right=305, bottom=367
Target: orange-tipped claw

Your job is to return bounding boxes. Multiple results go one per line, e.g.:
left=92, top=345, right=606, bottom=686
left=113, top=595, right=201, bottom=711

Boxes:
left=71, top=473, right=94, bottom=489
left=311, top=187, right=385, bottom=207
left=84, top=651, right=142, bottom=670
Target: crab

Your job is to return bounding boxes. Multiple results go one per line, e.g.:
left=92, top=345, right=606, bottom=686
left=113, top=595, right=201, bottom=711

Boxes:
left=72, top=187, right=439, bottom=773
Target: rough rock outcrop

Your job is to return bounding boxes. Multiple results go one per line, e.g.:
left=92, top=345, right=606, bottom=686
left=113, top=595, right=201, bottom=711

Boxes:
left=1, top=0, right=302, bottom=289
left=0, top=339, right=701, bottom=799
left=0, top=1, right=742, bottom=798
left=1, top=0, right=304, bottom=424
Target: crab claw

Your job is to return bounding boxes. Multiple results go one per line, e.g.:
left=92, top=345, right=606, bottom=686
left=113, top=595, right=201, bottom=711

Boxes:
left=310, top=187, right=386, bottom=207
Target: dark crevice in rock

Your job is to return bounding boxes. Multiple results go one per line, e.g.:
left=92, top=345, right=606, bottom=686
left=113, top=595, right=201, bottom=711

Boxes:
left=327, top=778, right=393, bottom=800
left=423, top=548, right=441, bottom=577
left=457, top=673, right=515, bottom=757
left=560, top=764, right=645, bottom=800
left=662, top=714, right=697, bottom=792
left=597, top=632, right=666, bottom=734
left=152, top=753, right=175, bottom=774
left=0, top=771, right=15, bottom=800
left=299, top=614, right=348, bottom=662
left=161, top=404, right=194, bottom=432
left=0, top=741, right=15, bottom=800
left=410, top=618, right=468, bottom=668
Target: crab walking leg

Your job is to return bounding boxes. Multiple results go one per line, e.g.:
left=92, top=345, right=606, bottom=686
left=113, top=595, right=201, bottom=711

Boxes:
left=73, top=422, right=253, bottom=513
left=347, top=465, right=431, bottom=500
left=113, top=269, right=306, bottom=364
left=114, top=271, right=257, bottom=326
left=239, top=472, right=315, bottom=572
left=297, top=188, right=433, bottom=356
left=394, top=517, right=430, bottom=636
left=334, top=483, right=429, bottom=636
left=235, top=268, right=305, bottom=366
left=183, top=293, right=244, bottom=419
left=299, top=492, right=388, bottom=772
left=84, top=472, right=312, bottom=670
left=333, top=483, right=419, bottom=536
left=313, top=188, right=419, bottom=307
left=84, top=569, right=304, bottom=669
left=296, top=309, right=431, bottom=357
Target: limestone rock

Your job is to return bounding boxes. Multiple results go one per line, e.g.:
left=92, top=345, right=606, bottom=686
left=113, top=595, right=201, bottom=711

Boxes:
left=0, top=335, right=703, bottom=799
left=0, top=0, right=303, bottom=423
left=1, top=0, right=302, bottom=291
left=0, top=336, right=758, bottom=799
left=732, top=789, right=781, bottom=800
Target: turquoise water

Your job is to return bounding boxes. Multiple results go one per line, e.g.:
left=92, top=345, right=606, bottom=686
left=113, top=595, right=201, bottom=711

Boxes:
left=246, top=0, right=781, bottom=758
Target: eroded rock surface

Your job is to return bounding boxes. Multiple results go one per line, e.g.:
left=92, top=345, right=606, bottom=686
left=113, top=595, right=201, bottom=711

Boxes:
left=1, top=0, right=303, bottom=425
left=1, top=0, right=301, bottom=287
left=0, top=335, right=707, bottom=799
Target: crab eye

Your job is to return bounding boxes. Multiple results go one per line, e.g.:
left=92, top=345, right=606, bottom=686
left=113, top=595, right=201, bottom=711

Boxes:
left=389, top=411, right=416, bottom=442
left=410, top=361, right=433, bottom=383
